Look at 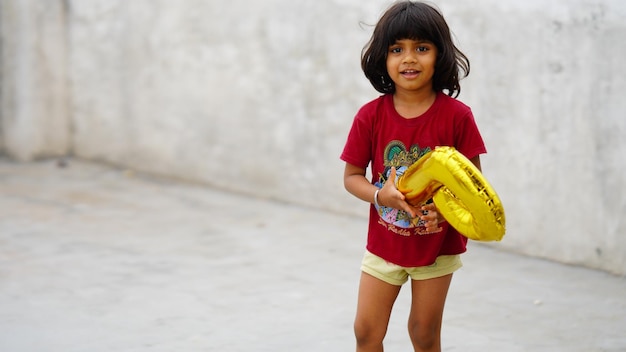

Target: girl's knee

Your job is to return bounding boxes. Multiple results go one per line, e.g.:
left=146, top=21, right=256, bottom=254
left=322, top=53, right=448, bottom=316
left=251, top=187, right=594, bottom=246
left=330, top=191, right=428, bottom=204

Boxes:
left=407, top=320, right=440, bottom=350
left=354, top=319, right=386, bottom=347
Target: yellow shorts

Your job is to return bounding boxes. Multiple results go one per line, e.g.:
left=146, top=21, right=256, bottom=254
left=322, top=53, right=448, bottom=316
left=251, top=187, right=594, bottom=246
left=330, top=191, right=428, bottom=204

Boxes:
left=361, top=250, right=462, bottom=286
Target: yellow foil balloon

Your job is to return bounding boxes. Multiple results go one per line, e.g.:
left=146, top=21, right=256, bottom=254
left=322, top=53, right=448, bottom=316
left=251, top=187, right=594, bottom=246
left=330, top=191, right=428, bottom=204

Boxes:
left=396, top=146, right=506, bottom=241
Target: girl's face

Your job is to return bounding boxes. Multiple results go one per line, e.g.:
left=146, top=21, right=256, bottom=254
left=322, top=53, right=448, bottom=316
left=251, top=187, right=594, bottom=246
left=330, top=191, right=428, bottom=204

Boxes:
left=386, top=38, right=438, bottom=95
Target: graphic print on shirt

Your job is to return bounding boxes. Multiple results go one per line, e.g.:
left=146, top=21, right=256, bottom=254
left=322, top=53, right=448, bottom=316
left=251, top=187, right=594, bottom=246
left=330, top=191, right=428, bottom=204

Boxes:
left=374, top=140, right=439, bottom=235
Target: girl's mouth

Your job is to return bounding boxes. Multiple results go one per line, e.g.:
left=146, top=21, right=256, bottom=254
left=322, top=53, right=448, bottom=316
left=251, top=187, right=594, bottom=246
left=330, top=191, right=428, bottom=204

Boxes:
left=401, top=70, right=420, bottom=78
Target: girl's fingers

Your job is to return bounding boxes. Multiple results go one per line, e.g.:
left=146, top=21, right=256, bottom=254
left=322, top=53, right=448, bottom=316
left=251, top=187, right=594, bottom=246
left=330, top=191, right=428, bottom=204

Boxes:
left=403, top=204, right=417, bottom=218
left=387, top=167, right=397, bottom=185
left=421, top=203, right=436, bottom=212
left=420, top=203, right=440, bottom=230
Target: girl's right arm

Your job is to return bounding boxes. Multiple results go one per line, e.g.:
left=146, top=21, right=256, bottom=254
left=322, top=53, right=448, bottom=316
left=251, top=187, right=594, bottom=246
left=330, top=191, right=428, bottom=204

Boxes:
left=343, top=163, right=419, bottom=218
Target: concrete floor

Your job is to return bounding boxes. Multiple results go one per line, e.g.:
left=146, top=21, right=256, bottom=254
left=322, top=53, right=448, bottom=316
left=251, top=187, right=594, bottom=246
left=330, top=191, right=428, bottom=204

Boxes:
left=0, top=158, right=625, bottom=352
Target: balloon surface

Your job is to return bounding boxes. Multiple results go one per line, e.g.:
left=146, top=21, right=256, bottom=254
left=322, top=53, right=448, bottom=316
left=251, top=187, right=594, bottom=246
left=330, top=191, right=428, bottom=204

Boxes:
left=396, top=146, right=506, bottom=241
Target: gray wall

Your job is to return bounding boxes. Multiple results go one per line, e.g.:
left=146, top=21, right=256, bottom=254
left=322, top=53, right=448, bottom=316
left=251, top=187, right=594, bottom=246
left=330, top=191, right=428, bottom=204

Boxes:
left=0, top=0, right=70, bottom=159
left=1, top=0, right=625, bottom=275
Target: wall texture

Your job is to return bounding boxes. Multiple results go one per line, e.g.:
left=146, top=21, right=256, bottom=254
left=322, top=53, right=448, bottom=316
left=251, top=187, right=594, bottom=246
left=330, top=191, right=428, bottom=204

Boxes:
left=449, top=0, right=626, bottom=275
left=0, top=0, right=70, bottom=159
left=1, top=0, right=625, bottom=274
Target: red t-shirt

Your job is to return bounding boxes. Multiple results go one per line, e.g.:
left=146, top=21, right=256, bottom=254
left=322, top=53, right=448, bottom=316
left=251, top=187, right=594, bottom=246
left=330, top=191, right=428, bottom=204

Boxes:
left=340, top=92, right=487, bottom=267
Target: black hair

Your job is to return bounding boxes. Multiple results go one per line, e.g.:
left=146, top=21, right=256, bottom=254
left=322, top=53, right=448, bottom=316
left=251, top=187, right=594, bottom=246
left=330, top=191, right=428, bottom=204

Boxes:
left=361, top=1, right=469, bottom=97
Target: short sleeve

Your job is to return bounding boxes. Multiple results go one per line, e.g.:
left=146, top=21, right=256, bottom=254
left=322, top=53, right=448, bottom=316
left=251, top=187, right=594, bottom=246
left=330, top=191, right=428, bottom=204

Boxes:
left=340, top=103, right=376, bottom=168
left=454, top=109, right=487, bottom=160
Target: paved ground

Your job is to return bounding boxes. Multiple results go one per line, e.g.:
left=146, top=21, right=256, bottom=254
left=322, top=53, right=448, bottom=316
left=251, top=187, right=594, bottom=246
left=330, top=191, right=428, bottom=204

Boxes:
left=0, top=158, right=625, bottom=352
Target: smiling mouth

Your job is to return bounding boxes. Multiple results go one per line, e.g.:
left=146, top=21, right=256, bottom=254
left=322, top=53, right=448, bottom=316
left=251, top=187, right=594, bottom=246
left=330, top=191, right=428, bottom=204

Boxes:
left=401, top=70, right=420, bottom=77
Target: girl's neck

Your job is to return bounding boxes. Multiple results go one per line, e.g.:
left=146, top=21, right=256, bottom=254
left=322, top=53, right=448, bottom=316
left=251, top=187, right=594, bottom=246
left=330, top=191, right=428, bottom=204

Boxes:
left=392, top=89, right=438, bottom=119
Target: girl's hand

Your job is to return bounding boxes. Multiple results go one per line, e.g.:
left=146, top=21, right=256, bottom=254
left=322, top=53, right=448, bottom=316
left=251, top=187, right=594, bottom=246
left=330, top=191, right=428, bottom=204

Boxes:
left=378, top=167, right=421, bottom=218
left=420, top=202, right=442, bottom=232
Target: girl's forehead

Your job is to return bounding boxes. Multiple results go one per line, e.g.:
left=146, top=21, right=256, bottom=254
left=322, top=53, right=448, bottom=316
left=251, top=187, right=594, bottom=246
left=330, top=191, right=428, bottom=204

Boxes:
left=385, top=25, right=434, bottom=44
left=392, top=38, right=433, bottom=44
left=389, top=38, right=434, bottom=46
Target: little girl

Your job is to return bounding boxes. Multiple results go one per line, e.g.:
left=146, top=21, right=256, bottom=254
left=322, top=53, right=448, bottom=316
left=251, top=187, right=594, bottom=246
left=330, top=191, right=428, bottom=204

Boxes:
left=340, top=1, right=487, bottom=351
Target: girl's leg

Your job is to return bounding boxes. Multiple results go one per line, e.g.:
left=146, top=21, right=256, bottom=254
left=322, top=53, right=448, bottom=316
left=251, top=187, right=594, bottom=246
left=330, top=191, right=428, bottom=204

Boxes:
left=407, top=274, right=453, bottom=352
left=354, top=272, right=402, bottom=352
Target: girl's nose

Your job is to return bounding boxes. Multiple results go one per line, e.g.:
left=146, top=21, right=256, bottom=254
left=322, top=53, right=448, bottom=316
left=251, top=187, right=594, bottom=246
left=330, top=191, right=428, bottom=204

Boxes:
left=402, top=52, right=418, bottom=63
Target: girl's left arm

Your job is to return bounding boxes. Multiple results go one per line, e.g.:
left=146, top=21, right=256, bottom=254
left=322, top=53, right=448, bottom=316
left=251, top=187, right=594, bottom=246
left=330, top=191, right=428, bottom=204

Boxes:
left=470, top=155, right=481, bottom=171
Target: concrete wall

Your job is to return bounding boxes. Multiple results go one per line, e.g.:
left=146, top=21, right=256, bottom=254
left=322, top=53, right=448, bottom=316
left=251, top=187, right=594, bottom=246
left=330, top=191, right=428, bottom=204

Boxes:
left=1, top=0, right=624, bottom=275
left=0, top=0, right=70, bottom=160
left=450, top=0, right=626, bottom=275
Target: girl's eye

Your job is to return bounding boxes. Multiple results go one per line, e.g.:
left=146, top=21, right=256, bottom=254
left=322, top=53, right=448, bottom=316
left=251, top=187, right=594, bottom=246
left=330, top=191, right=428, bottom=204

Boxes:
left=417, top=46, right=429, bottom=52
left=390, top=47, right=402, bottom=53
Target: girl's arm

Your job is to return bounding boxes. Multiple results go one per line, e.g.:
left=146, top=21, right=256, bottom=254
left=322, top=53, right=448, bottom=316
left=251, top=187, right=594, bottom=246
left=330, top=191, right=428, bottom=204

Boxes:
left=470, top=155, right=482, bottom=171
left=343, top=163, right=419, bottom=218
left=343, top=155, right=481, bottom=229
